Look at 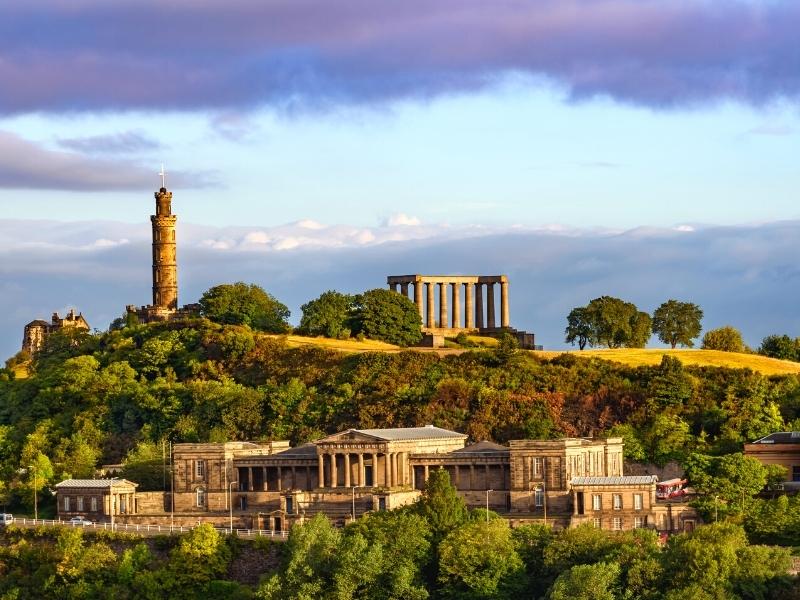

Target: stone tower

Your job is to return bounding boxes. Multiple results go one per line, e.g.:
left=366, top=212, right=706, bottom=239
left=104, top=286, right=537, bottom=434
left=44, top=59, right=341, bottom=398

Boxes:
left=151, top=187, right=178, bottom=310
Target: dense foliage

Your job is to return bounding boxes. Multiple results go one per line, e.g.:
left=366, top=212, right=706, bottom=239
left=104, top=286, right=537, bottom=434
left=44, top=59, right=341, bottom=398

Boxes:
left=651, top=300, right=703, bottom=349
left=350, top=288, right=423, bottom=346
left=199, top=283, right=290, bottom=333
left=759, top=334, right=800, bottom=362
left=702, top=326, right=746, bottom=353
left=565, top=296, right=651, bottom=349
left=297, top=290, right=355, bottom=339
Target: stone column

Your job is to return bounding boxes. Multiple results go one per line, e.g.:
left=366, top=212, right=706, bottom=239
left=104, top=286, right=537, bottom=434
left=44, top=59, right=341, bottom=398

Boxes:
left=469, top=465, right=475, bottom=490
left=475, top=284, right=484, bottom=328
left=385, top=453, right=392, bottom=487
left=414, top=282, right=424, bottom=321
left=400, top=282, right=409, bottom=297
left=573, top=490, right=579, bottom=515
left=487, top=282, right=496, bottom=328
left=291, top=466, right=297, bottom=489
left=358, top=454, right=365, bottom=486
left=331, top=453, right=338, bottom=488
left=372, top=453, right=379, bottom=486
left=438, top=283, right=448, bottom=328
left=277, top=467, right=282, bottom=491
left=344, top=454, right=351, bottom=488
left=426, top=283, right=435, bottom=328
left=451, top=283, right=461, bottom=328
left=454, top=465, right=460, bottom=489
left=262, top=466, right=268, bottom=491
left=424, top=465, right=430, bottom=482
left=391, top=453, right=398, bottom=487
left=390, top=282, right=398, bottom=292
left=248, top=467, right=254, bottom=491
left=500, top=281, right=510, bottom=328
left=318, top=454, right=324, bottom=488
left=465, top=283, right=474, bottom=329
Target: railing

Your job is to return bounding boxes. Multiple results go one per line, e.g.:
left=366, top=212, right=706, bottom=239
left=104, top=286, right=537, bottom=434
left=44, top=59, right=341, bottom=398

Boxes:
left=7, top=518, right=289, bottom=539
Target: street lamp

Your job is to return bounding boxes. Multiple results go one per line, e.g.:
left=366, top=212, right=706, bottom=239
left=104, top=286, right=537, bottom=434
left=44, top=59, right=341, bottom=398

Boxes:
left=485, top=489, right=493, bottom=523
left=27, top=465, right=37, bottom=521
left=229, top=481, right=239, bottom=533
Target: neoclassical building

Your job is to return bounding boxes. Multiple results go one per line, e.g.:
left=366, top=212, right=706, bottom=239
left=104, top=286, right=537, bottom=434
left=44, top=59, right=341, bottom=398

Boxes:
left=161, top=426, right=696, bottom=533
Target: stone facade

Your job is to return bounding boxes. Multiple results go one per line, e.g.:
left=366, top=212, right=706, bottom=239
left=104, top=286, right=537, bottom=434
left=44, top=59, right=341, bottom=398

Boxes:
left=745, top=431, right=800, bottom=491
left=386, top=274, right=537, bottom=348
left=55, top=478, right=137, bottom=522
left=126, top=185, right=200, bottom=324
left=21, top=309, right=90, bottom=354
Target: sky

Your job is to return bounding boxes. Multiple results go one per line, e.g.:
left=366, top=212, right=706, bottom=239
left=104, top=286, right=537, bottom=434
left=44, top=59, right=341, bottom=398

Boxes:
left=1, top=0, right=799, bottom=359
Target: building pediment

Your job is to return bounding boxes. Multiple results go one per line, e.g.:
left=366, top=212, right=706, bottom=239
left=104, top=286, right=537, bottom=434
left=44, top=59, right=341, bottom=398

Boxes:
left=316, top=430, right=386, bottom=445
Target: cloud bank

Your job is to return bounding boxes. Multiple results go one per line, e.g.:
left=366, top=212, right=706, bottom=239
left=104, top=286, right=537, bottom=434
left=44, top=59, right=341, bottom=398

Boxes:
left=1, top=1, right=799, bottom=115
left=2, top=217, right=799, bottom=361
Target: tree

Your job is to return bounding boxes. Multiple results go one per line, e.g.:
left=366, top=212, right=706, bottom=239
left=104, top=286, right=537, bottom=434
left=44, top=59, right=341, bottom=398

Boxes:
left=683, top=453, right=767, bottom=511
left=298, top=290, right=355, bottom=339
left=438, top=518, right=524, bottom=599
left=120, top=441, right=166, bottom=491
left=652, top=300, right=703, bottom=349
left=199, top=282, right=290, bottom=333
left=415, top=468, right=468, bottom=542
left=351, top=289, right=422, bottom=346
left=547, top=562, right=621, bottom=600
left=759, top=334, right=800, bottom=362
left=701, top=326, right=745, bottom=353
left=628, top=311, right=653, bottom=348
left=565, top=307, right=592, bottom=350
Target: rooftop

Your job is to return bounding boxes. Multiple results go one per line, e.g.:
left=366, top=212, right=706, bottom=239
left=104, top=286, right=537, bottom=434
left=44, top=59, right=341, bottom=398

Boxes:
left=451, top=440, right=509, bottom=454
left=750, top=432, right=800, bottom=445
left=320, top=425, right=467, bottom=443
left=55, top=478, right=137, bottom=489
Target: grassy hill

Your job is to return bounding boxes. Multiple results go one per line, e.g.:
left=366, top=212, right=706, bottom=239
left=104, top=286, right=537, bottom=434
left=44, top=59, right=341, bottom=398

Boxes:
left=535, top=348, right=800, bottom=376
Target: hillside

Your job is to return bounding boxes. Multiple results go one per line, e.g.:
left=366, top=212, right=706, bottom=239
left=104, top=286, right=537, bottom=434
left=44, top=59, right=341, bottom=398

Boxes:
left=535, top=348, right=800, bottom=376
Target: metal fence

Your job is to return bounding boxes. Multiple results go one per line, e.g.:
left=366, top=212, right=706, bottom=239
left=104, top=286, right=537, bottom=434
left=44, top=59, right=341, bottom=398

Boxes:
left=7, top=517, right=289, bottom=539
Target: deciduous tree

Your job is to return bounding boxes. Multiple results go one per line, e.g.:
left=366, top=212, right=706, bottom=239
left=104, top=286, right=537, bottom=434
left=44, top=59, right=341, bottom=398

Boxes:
left=701, top=326, right=745, bottom=353
left=298, top=290, right=355, bottom=339
left=351, top=288, right=422, bottom=346
left=652, top=300, right=703, bottom=348
left=199, top=282, right=290, bottom=333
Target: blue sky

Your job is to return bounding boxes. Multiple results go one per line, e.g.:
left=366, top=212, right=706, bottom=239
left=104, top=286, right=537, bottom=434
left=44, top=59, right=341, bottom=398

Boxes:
left=1, top=0, right=799, bottom=359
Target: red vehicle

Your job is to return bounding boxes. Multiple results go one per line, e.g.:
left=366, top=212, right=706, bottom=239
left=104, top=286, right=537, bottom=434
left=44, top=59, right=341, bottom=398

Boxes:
left=656, top=478, right=688, bottom=500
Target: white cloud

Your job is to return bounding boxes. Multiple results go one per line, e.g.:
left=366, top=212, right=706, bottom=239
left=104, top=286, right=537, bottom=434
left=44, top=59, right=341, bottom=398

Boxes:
left=384, top=213, right=421, bottom=227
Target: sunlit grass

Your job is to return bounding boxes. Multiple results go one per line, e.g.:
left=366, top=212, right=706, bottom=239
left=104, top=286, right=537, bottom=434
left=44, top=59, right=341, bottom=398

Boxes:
left=277, top=334, right=400, bottom=353
left=533, top=348, right=800, bottom=376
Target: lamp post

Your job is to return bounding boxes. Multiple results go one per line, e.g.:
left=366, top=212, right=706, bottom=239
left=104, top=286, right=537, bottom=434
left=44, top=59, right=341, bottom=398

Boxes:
left=27, top=465, right=37, bottom=521
left=485, top=489, right=493, bottom=523
left=229, top=481, right=239, bottom=533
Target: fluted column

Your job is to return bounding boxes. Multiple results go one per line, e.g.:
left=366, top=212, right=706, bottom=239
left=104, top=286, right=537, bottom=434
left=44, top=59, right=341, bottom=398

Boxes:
left=451, top=283, right=461, bottom=328
left=414, top=282, right=424, bottom=321
left=438, top=283, right=448, bottom=328
left=391, top=453, right=398, bottom=487
left=426, top=283, right=435, bottom=328
left=331, top=453, right=338, bottom=488
left=386, top=453, right=393, bottom=487
left=358, top=454, right=365, bottom=486
left=487, top=282, right=496, bottom=328
left=372, top=453, right=379, bottom=486
left=500, top=281, right=510, bottom=328
left=400, top=283, right=409, bottom=297
left=465, top=283, right=474, bottom=329
left=475, top=284, right=484, bottom=329
left=344, top=453, right=351, bottom=487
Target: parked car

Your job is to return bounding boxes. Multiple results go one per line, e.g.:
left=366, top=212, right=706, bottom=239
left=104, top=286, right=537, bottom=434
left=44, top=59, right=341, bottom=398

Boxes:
left=0, top=514, right=13, bottom=526
left=68, top=516, right=93, bottom=526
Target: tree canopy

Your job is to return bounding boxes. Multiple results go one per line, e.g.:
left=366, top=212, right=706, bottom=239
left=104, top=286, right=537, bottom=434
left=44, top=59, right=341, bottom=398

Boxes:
left=701, top=326, right=745, bottom=353
left=565, top=296, right=651, bottom=348
left=199, top=282, right=290, bottom=333
left=297, top=290, right=355, bottom=339
left=652, top=300, right=703, bottom=348
left=350, top=288, right=422, bottom=346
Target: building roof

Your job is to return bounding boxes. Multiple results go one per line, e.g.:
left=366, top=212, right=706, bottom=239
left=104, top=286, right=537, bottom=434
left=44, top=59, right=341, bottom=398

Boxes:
left=25, top=320, right=50, bottom=328
left=750, top=432, right=800, bottom=445
left=55, top=478, right=137, bottom=489
left=321, top=426, right=467, bottom=443
left=270, top=443, right=319, bottom=458
left=571, top=476, right=658, bottom=486
left=452, top=440, right=509, bottom=454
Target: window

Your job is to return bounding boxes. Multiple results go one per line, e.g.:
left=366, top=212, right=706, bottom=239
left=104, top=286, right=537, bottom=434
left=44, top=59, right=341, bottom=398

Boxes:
left=634, top=517, right=645, bottom=529
left=91, top=497, right=97, bottom=512
left=196, top=488, right=206, bottom=508
left=793, top=466, right=800, bottom=482
left=534, top=488, right=544, bottom=507
left=612, top=517, right=622, bottom=531
left=77, top=497, right=84, bottom=511
left=64, top=496, right=70, bottom=512
left=533, top=457, right=542, bottom=477
left=593, top=517, right=602, bottom=529
left=613, top=494, right=622, bottom=510
left=195, top=460, right=205, bottom=479
left=592, top=494, right=602, bottom=511
left=634, top=493, right=643, bottom=510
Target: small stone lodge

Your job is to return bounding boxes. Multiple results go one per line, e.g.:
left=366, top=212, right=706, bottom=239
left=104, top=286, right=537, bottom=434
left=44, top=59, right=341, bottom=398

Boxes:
left=60, top=426, right=697, bottom=532
left=55, top=478, right=137, bottom=521
left=745, top=431, right=800, bottom=491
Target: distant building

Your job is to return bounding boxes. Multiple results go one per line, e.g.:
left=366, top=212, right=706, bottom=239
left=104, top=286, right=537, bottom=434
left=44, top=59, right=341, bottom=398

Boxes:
left=126, top=182, right=199, bottom=324
left=21, top=309, right=90, bottom=354
left=745, top=431, right=800, bottom=490
left=55, top=478, right=138, bottom=522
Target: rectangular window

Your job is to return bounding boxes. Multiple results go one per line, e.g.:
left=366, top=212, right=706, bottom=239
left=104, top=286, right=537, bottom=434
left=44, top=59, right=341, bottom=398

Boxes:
left=77, top=497, right=84, bottom=511
left=534, top=488, right=544, bottom=507
left=634, top=493, right=643, bottom=510
left=533, top=457, right=542, bottom=477
left=613, top=494, right=622, bottom=510
left=64, top=496, right=70, bottom=512
left=593, top=517, right=601, bottom=529
left=793, top=466, right=800, bottom=482
left=634, top=517, right=645, bottom=529
left=592, top=494, right=602, bottom=511
left=612, top=517, right=622, bottom=531
left=91, top=497, right=97, bottom=512
left=195, top=460, right=205, bottom=479
left=196, top=488, right=205, bottom=507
